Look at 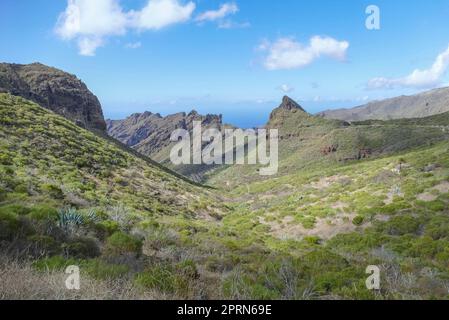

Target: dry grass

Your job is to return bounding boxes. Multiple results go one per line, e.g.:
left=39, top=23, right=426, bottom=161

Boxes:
left=0, top=257, right=165, bottom=300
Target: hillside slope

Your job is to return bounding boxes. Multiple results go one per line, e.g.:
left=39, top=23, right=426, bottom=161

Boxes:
left=0, top=63, right=106, bottom=131
left=318, top=87, right=449, bottom=121
left=208, top=96, right=449, bottom=187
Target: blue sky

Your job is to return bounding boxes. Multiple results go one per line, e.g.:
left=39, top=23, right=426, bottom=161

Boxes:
left=2, top=0, right=449, bottom=127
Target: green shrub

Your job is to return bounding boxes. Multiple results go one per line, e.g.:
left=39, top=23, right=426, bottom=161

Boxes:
left=95, top=220, right=120, bottom=238
left=41, top=183, right=64, bottom=199
left=380, top=215, right=421, bottom=236
left=84, top=259, right=129, bottom=280
left=304, top=236, right=321, bottom=245
left=176, top=259, right=199, bottom=279
left=65, top=236, right=100, bottom=258
left=134, top=265, right=176, bottom=293
left=0, top=210, right=20, bottom=240
left=27, top=235, right=60, bottom=255
left=28, top=205, right=58, bottom=221
left=0, top=204, right=30, bottom=216
left=105, top=231, right=142, bottom=256
left=352, top=215, right=364, bottom=226
left=33, top=255, right=78, bottom=271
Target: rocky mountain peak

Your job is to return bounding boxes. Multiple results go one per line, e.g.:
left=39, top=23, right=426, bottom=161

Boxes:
left=280, top=96, right=306, bottom=112
left=0, top=62, right=107, bottom=131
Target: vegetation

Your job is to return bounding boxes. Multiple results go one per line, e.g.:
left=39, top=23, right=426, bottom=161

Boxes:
left=1, top=92, right=449, bottom=300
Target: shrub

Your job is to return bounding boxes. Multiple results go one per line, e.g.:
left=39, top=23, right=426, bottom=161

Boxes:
left=41, top=184, right=64, bottom=199
left=380, top=215, right=421, bottom=236
left=84, top=259, right=130, bottom=280
left=95, top=220, right=120, bottom=238
left=32, top=255, right=78, bottom=272
left=65, top=236, right=101, bottom=259
left=304, top=236, right=321, bottom=245
left=27, top=235, right=61, bottom=255
left=352, top=215, right=364, bottom=226
left=0, top=210, right=20, bottom=240
left=57, top=208, right=84, bottom=234
left=176, top=259, right=199, bottom=279
left=105, top=231, right=142, bottom=256
left=134, top=265, right=176, bottom=293
left=0, top=204, right=30, bottom=216
left=28, top=205, right=58, bottom=221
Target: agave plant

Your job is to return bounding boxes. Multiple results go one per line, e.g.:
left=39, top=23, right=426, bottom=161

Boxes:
left=84, top=208, right=100, bottom=223
left=57, top=207, right=84, bottom=234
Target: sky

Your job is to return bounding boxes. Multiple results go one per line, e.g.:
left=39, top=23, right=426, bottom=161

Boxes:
left=2, top=0, right=449, bottom=128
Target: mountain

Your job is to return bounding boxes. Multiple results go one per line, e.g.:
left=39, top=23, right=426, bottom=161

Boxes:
left=318, top=86, right=449, bottom=121
left=107, top=110, right=224, bottom=181
left=208, top=96, right=449, bottom=187
left=0, top=62, right=106, bottom=131
left=3, top=92, right=449, bottom=300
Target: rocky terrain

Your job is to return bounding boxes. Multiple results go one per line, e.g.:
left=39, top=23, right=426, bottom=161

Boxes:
left=0, top=63, right=106, bottom=131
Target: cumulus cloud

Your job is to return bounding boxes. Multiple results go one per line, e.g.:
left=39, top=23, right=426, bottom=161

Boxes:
left=56, top=0, right=195, bottom=56
left=259, top=36, right=349, bottom=70
left=367, top=45, right=449, bottom=89
left=196, top=2, right=238, bottom=22
left=130, top=0, right=195, bottom=30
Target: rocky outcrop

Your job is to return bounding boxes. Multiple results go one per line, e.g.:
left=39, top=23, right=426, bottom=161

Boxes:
left=0, top=62, right=106, bottom=131
left=107, top=110, right=223, bottom=159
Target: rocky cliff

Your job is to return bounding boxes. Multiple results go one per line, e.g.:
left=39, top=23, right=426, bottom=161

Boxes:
left=0, top=62, right=106, bottom=131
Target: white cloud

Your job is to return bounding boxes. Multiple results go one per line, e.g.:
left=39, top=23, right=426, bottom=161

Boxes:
left=130, top=0, right=195, bottom=30
left=78, top=37, right=104, bottom=56
left=125, top=41, right=142, bottom=49
left=56, top=0, right=195, bottom=56
left=196, top=3, right=238, bottom=22
left=259, top=36, right=349, bottom=70
left=367, top=45, right=449, bottom=89
left=278, top=84, right=294, bottom=93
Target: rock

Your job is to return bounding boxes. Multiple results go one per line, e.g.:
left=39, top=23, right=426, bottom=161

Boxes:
left=0, top=62, right=106, bottom=131
left=423, top=163, right=440, bottom=172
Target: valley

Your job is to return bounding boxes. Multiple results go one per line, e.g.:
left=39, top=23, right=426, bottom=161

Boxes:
left=1, top=63, right=449, bottom=300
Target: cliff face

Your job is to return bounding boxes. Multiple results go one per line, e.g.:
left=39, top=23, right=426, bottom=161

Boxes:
left=107, top=110, right=223, bottom=158
left=0, top=62, right=106, bottom=131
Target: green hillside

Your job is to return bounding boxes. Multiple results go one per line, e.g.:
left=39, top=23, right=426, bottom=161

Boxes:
left=2, top=93, right=449, bottom=299
left=208, top=102, right=449, bottom=188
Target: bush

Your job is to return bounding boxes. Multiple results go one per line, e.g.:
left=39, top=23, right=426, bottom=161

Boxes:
left=380, top=215, right=421, bottom=236
left=94, top=220, right=120, bottom=238
left=33, top=255, right=78, bottom=271
left=105, top=231, right=142, bottom=256
left=28, top=205, right=58, bottom=221
left=27, top=235, right=61, bottom=255
left=134, top=265, right=176, bottom=293
left=0, top=204, right=30, bottom=216
left=352, top=215, right=364, bottom=226
left=84, top=259, right=129, bottom=280
left=0, top=210, right=20, bottom=240
left=176, top=260, right=199, bottom=279
left=41, top=184, right=64, bottom=200
left=65, top=236, right=100, bottom=258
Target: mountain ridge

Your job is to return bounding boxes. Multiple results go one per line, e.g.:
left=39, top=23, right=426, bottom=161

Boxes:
left=318, top=86, right=449, bottom=121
